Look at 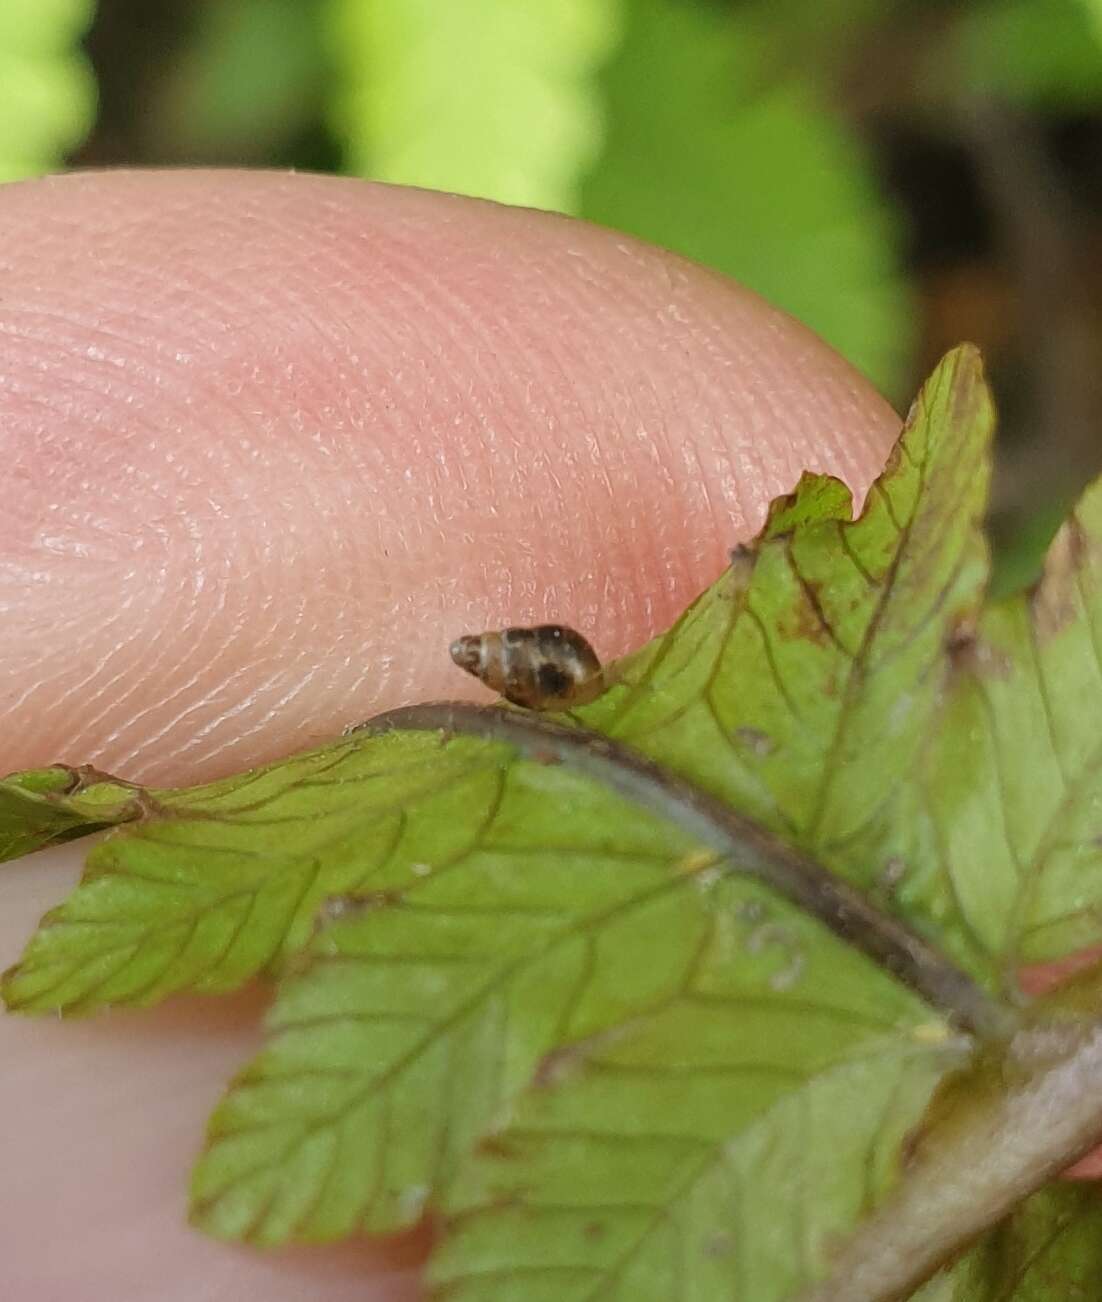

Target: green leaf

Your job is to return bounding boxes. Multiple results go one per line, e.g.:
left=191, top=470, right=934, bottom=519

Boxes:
left=905, top=474, right=1102, bottom=971
left=0, top=766, right=142, bottom=863
left=10, top=344, right=1102, bottom=1295
left=1, top=347, right=992, bottom=1016
left=188, top=751, right=955, bottom=1244
left=569, top=345, right=1102, bottom=989
left=913, top=1186, right=1102, bottom=1300
left=574, top=345, right=992, bottom=893
left=182, top=349, right=1003, bottom=1247
left=580, top=0, right=912, bottom=394
left=0, top=0, right=96, bottom=181
left=326, top=0, right=621, bottom=211
left=432, top=1008, right=951, bottom=1301
left=949, top=0, right=1102, bottom=112
left=2, top=733, right=518, bottom=1013
left=188, top=774, right=714, bottom=1242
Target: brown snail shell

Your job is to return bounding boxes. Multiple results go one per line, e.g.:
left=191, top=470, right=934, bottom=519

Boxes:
left=449, top=624, right=604, bottom=710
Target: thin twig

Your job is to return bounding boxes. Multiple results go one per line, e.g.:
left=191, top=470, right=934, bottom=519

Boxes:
left=357, top=702, right=1017, bottom=1041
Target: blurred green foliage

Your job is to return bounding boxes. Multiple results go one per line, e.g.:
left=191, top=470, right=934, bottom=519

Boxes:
left=317, top=0, right=914, bottom=392
left=947, top=0, right=1102, bottom=110
left=4, top=0, right=1102, bottom=524
left=579, top=0, right=911, bottom=394
left=0, top=0, right=95, bottom=182
left=155, top=0, right=324, bottom=162
left=328, top=0, right=621, bottom=213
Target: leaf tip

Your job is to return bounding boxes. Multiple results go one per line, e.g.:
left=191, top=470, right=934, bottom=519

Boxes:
left=759, top=470, right=854, bottom=541
left=910, top=341, right=995, bottom=439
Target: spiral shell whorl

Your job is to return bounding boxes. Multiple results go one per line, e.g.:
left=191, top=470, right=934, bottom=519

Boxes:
left=449, top=624, right=603, bottom=710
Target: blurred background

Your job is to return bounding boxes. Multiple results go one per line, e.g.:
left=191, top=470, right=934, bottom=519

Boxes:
left=5, top=0, right=1101, bottom=587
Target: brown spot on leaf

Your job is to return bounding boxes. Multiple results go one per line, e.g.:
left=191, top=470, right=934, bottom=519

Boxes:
left=728, top=542, right=757, bottom=587
left=878, top=439, right=905, bottom=487
left=947, top=615, right=1011, bottom=679
left=533, top=1019, right=645, bottom=1088
left=476, top=1133, right=520, bottom=1161
left=365, top=889, right=404, bottom=909
left=945, top=616, right=976, bottom=664
left=1031, top=517, right=1091, bottom=640
left=313, top=888, right=404, bottom=935
left=789, top=596, right=834, bottom=648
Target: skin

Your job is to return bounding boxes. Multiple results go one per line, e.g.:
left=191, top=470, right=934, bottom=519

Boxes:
left=0, top=169, right=1083, bottom=1299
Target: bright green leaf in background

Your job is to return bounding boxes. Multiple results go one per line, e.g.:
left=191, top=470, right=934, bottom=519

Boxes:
left=580, top=0, right=912, bottom=395
left=0, top=0, right=96, bottom=182
left=327, top=0, right=621, bottom=212
left=8, top=347, right=1102, bottom=1298
left=326, top=0, right=911, bottom=396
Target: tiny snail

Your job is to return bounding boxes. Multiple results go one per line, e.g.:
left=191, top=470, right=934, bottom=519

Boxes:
left=449, top=624, right=605, bottom=710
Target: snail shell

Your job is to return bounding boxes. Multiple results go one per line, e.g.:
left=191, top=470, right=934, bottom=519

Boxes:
left=449, top=624, right=604, bottom=710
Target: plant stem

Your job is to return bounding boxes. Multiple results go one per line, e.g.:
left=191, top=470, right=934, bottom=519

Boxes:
left=799, top=1016, right=1102, bottom=1300
left=360, top=702, right=1017, bottom=1041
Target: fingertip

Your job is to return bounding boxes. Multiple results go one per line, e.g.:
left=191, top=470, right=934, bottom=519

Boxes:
left=1, top=169, right=900, bottom=782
